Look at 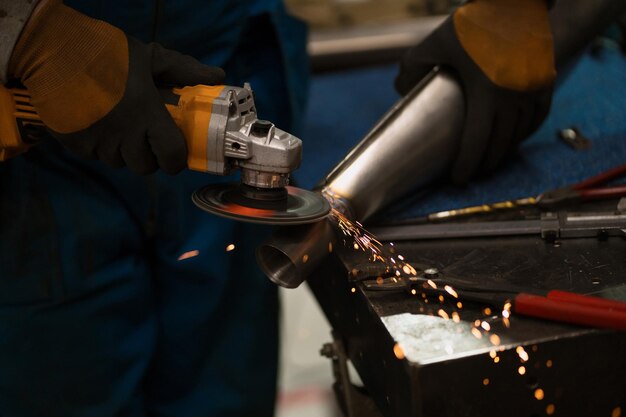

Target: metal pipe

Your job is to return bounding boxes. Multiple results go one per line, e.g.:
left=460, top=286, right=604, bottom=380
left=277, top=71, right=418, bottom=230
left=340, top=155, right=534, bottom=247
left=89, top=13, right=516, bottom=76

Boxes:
left=318, top=68, right=463, bottom=221
left=256, top=0, right=626, bottom=289
left=256, top=220, right=335, bottom=288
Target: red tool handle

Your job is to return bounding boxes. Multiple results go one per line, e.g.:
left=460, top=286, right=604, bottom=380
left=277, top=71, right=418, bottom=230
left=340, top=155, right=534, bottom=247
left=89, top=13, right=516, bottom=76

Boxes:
left=573, top=163, right=626, bottom=190
left=547, top=290, right=626, bottom=313
left=577, top=185, right=626, bottom=201
left=515, top=293, right=626, bottom=331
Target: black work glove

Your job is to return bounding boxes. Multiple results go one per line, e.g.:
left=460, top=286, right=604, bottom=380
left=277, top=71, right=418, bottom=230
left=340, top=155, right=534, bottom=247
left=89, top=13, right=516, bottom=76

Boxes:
left=58, top=38, right=226, bottom=174
left=10, top=1, right=225, bottom=175
left=395, top=0, right=555, bottom=184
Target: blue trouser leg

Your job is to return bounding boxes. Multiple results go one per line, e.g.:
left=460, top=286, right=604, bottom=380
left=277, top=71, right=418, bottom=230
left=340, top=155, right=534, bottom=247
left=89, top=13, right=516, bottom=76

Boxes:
left=141, top=170, right=279, bottom=417
left=0, top=144, right=279, bottom=417
left=0, top=144, right=156, bottom=417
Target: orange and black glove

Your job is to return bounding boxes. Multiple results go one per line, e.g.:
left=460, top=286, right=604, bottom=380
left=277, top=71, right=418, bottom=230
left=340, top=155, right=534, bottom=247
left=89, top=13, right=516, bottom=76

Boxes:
left=8, top=0, right=225, bottom=174
left=396, top=0, right=555, bottom=184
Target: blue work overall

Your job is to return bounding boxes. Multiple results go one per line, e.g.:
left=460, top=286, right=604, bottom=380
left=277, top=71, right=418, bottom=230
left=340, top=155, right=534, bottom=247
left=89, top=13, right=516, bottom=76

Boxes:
left=0, top=1, right=308, bottom=416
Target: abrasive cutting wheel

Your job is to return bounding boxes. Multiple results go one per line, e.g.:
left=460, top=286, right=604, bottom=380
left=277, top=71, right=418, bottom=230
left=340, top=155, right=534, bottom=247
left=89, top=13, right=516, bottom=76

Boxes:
left=192, top=183, right=331, bottom=225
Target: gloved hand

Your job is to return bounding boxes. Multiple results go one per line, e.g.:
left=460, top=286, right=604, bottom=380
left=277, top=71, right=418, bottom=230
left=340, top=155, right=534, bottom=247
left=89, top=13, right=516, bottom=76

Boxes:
left=8, top=0, right=225, bottom=174
left=396, top=0, right=555, bottom=184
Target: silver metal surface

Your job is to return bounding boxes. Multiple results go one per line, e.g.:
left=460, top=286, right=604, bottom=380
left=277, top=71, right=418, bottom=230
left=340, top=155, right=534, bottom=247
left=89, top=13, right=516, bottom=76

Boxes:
left=317, top=68, right=463, bottom=221
left=369, top=212, right=626, bottom=241
left=205, top=83, right=302, bottom=187
left=241, top=170, right=289, bottom=188
left=309, top=17, right=445, bottom=72
left=371, top=220, right=541, bottom=241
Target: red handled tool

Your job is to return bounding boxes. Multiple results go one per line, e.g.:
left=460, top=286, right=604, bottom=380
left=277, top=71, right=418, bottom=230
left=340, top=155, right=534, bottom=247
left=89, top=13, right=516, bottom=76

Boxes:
left=537, top=163, right=626, bottom=208
left=514, top=290, right=626, bottom=331
left=362, top=273, right=626, bottom=331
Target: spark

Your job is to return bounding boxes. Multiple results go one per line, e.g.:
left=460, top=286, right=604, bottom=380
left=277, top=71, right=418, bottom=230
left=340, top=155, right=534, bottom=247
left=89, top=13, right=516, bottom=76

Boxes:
left=411, top=289, right=417, bottom=295
left=376, top=276, right=384, bottom=285
left=393, top=343, right=405, bottom=360
left=502, top=318, right=510, bottom=328
left=471, top=328, right=482, bottom=339
left=330, top=208, right=387, bottom=263
left=474, top=320, right=481, bottom=327
left=493, top=356, right=500, bottom=363
left=516, top=346, right=529, bottom=362
left=482, top=378, right=490, bottom=386
left=489, top=350, right=497, bottom=359
left=502, top=309, right=511, bottom=319
left=302, top=254, right=309, bottom=263
left=437, top=309, right=449, bottom=320
left=452, top=312, right=460, bottom=323
left=518, top=366, right=526, bottom=375
left=546, top=360, right=553, bottom=368
left=483, top=307, right=492, bottom=316
left=444, top=285, right=459, bottom=298
left=328, top=242, right=333, bottom=253
left=427, top=279, right=437, bottom=289
left=351, top=268, right=359, bottom=277
left=481, top=321, right=491, bottom=331
left=438, top=295, right=444, bottom=303
left=226, top=244, right=235, bottom=252
left=546, top=404, right=555, bottom=415
left=178, top=250, right=200, bottom=260
left=456, top=301, right=463, bottom=309
left=534, top=388, right=544, bottom=400
left=612, top=407, right=622, bottom=417
left=489, top=334, right=501, bottom=346
left=350, top=287, right=356, bottom=293
left=398, top=255, right=404, bottom=261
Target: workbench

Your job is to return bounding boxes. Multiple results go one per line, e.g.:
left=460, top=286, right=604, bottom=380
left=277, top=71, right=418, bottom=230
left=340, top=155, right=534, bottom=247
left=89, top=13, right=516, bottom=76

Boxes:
left=302, top=44, right=626, bottom=416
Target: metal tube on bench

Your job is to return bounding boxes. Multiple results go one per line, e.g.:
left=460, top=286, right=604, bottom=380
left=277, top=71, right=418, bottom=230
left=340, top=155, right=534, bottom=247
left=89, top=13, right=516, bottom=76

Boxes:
left=257, top=0, right=626, bottom=289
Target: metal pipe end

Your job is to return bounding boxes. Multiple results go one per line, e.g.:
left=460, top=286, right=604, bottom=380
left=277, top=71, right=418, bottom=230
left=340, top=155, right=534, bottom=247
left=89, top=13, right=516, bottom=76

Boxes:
left=256, top=220, right=335, bottom=289
left=256, top=244, right=302, bottom=289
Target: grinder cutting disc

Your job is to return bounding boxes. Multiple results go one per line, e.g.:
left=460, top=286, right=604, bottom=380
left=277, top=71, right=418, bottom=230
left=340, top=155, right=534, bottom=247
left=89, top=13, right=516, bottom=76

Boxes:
left=192, top=183, right=331, bottom=225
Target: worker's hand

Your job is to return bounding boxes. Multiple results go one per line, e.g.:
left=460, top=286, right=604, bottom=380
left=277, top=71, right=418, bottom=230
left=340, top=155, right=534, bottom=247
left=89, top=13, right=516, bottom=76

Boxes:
left=8, top=0, right=225, bottom=174
left=395, top=0, right=555, bottom=184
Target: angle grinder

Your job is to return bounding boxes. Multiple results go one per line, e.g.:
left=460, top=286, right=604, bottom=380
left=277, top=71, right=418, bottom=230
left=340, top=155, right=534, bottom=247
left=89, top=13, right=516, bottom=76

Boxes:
left=0, top=83, right=329, bottom=225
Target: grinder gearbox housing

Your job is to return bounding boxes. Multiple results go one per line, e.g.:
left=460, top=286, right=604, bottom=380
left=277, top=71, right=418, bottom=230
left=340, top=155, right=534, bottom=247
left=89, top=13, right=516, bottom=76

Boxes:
left=166, top=83, right=301, bottom=188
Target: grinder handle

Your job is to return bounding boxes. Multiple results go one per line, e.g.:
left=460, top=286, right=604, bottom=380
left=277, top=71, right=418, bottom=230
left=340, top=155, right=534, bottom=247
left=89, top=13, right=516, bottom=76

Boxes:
left=163, top=85, right=226, bottom=172
left=0, top=83, right=225, bottom=169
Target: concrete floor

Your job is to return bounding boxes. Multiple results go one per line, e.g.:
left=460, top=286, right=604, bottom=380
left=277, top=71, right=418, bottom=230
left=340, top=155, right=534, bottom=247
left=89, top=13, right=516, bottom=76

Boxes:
left=276, top=285, right=341, bottom=417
